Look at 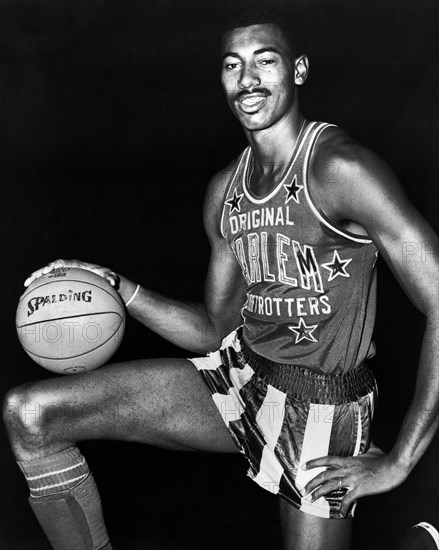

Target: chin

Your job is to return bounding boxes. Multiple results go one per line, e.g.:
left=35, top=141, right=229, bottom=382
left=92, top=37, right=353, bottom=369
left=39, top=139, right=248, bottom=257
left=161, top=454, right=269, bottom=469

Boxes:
left=240, top=117, right=275, bottom=132
left=234, top=111, right=271, bottom=132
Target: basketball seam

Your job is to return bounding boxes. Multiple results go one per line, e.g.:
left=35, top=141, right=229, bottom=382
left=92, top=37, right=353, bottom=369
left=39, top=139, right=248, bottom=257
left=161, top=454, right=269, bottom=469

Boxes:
left=22, top=320, right=125, bottom=361
left=17, top=311, right=124, bottom=329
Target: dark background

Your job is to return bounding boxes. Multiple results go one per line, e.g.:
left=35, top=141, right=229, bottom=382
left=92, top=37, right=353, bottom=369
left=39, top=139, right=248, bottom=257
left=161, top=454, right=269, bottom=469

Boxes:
left=1, top=1, right=439, bottom=548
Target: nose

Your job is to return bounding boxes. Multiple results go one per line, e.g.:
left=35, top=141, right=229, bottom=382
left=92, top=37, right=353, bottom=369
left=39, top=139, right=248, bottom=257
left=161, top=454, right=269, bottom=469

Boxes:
left=238, top=62, right=261, bottom=89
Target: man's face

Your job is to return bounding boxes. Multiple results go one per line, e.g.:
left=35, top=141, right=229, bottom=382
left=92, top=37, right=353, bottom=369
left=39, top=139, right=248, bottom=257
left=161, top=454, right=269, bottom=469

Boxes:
left=221, top=24, right=297, bottom=132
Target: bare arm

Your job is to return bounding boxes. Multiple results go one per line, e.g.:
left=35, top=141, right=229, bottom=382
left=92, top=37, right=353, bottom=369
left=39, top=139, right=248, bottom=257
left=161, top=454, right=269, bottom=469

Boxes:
left=25, top=165, right=247, bottom=354
left=303, top=133, right=439, bottom=513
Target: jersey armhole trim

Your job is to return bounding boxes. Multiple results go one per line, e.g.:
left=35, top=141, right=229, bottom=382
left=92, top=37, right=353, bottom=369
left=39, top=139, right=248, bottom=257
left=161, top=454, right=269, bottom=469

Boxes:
left=303, top=123, right=374, bottom=245
left=220, top=147, right=251, bottom=239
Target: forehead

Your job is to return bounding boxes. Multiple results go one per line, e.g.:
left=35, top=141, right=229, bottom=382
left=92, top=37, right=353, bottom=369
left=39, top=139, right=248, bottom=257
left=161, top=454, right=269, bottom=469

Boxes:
left=222, top=24, right=289, bottom=58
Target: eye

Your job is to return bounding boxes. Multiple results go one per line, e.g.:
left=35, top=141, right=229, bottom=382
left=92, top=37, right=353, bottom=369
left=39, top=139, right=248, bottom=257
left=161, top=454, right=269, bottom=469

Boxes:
left=224, top=62, right=240, bottom=71
left=259, top=58, right=275, bottom=66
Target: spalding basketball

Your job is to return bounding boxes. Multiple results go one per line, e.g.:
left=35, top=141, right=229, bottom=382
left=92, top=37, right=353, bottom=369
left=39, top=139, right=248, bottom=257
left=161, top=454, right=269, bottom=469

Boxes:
left=16, top=267, right=125, bottom=374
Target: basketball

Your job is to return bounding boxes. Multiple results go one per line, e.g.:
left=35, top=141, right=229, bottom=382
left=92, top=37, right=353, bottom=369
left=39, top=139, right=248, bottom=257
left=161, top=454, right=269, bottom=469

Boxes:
left=16, top=267, right=125, bottom=374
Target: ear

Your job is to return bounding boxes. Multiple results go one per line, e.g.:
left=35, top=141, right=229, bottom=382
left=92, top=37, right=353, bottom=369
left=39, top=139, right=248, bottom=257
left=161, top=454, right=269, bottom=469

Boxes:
left=294, top=55, right=309, bottom=86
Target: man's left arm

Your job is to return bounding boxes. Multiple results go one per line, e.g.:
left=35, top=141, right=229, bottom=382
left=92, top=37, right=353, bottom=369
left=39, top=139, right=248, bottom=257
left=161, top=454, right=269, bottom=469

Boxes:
left=303, top=141, right=439, bottom=516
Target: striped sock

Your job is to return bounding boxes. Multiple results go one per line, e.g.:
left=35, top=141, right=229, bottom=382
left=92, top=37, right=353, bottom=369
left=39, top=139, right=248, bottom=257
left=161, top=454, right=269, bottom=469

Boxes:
left=18, top=447, right=112, bottom=550
left=19, top=447, right=89, bottom=497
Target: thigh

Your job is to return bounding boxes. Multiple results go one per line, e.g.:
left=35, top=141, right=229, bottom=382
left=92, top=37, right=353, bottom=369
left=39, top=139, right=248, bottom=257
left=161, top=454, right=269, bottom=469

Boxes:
left=279, top=499, right=353, bottom=550
left=22, top=358, right=238, bottom=453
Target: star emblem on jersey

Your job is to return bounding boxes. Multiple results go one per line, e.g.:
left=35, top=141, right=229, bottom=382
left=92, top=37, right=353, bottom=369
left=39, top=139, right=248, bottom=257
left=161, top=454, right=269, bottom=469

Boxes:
left=288, top=317, right=318, bottom=344
left=322, top=250, right=352, bottom=282
left=284, top=175, right=304, bottom=204
left=225, top=189, right=244, bottom=213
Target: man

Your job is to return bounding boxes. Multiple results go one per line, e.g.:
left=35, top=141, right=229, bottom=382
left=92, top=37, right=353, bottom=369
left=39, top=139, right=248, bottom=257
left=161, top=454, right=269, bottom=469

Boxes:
left=3, top=10, right=439, bottom=550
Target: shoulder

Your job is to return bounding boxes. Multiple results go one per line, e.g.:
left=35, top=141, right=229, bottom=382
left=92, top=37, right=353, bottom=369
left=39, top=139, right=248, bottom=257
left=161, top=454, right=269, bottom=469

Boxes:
left=311, top=125, right=394, bottom=187
left=309, top=125, right=410, bottom=233
left=203, top=156, right=240, bottom=241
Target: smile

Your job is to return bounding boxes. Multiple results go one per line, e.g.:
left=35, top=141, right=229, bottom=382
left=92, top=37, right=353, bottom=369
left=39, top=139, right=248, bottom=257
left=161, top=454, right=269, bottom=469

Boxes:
left=237, top=94, right=269, bottom=113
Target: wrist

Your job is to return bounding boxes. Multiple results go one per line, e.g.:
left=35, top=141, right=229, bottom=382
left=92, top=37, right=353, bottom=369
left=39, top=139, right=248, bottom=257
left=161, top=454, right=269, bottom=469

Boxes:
left=117, top=276, right=139, bottom=306
left=125, top=283, right=140, bottom=307
left=387, top=448, right=414, bottom=477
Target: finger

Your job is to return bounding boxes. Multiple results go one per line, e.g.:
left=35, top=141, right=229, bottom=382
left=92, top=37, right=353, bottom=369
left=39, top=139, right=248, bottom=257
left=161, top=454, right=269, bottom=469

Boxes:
left=80, top=267, right=118, bottom=288
left=48, top=259, right=68, bottom=268
left=304, top=470, right=343, bottom=495
left=43, top=261, right=59, bottom=273
left=104, top=271, right=119, bottom=287
left=24, top=261, right=59, bottom=287
left=339, top=489, right=359, bottom=517
left=303, top=456, right=346, bottom=471
left=24, top=271, right=42, bottom=287
left=24, top=258, right=77, bottom=287
left=308, top=478, right=346, bottom=502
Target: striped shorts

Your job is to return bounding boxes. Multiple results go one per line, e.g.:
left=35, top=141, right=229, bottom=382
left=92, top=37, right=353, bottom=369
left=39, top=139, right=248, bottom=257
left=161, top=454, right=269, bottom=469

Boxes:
left=189, top=327, right=377, bottom=519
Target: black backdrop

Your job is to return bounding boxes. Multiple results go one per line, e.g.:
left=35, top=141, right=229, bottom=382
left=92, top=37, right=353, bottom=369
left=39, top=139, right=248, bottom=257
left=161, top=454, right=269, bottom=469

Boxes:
left=1, top=1, right=439, bottom=549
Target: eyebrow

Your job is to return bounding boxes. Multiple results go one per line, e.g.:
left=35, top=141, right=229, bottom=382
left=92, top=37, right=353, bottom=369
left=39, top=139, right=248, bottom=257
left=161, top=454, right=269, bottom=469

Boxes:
left=222, top=47, right=281, bottom=61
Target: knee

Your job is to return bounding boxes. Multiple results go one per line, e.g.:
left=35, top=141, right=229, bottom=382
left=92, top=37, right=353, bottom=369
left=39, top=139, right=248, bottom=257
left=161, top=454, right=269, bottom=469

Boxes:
left=3, top=382, right=60, bottom=451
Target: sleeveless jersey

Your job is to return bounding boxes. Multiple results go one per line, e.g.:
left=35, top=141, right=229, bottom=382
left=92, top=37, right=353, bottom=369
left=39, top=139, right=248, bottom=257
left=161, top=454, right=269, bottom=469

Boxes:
left=220, top=121, right=378, bottom=375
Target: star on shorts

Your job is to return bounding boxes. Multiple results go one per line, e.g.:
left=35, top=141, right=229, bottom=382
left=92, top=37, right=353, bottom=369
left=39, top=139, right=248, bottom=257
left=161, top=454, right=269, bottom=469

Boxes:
left=288, top=317, right=318, bottom=343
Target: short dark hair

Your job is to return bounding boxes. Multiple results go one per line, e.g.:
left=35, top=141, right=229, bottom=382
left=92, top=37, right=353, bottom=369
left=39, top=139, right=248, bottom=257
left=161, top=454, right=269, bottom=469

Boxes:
left=222, top=7, right=297, bottom=58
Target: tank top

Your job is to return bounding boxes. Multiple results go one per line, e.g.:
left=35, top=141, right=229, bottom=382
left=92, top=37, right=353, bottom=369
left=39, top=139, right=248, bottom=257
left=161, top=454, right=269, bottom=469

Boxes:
left=220, top=121, right=378, bottom=375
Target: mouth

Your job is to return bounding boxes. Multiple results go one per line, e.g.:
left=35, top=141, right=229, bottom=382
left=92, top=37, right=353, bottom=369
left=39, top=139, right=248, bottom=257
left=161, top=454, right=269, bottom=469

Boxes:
left=236, top=93, right=269, bottom=113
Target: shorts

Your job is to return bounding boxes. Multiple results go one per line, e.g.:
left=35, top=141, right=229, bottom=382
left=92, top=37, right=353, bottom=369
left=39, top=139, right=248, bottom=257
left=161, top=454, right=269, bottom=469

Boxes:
left=188, top=327, right=377, bottom=519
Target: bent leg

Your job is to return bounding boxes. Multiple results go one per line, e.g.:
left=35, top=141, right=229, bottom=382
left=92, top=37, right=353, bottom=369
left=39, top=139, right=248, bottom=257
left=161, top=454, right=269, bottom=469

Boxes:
left=279, top=499, right=353, bottom=550
left=4, top=357, right=238, bottom=459
left=3, top=358, right=237, bottom=550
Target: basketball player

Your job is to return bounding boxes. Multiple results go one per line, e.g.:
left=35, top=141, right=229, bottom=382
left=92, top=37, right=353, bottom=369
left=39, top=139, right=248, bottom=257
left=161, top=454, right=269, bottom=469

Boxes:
left=3, top=11, right=439, bottom=550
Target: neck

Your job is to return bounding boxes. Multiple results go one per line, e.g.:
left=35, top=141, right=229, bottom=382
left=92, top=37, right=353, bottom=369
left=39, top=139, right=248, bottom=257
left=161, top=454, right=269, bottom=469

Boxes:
left=244, top=105, right=305, bottom=176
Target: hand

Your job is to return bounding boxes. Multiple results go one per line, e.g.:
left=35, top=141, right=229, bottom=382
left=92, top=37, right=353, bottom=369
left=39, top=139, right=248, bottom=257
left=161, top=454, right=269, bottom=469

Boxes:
left=302, top=446, right=408, bottom=517
left=24, top=259, right=119, bottom=288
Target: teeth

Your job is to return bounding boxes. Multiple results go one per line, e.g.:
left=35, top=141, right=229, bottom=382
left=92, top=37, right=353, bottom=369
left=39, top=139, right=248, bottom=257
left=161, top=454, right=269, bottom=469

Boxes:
left=242, top=96, right=265, bottom=106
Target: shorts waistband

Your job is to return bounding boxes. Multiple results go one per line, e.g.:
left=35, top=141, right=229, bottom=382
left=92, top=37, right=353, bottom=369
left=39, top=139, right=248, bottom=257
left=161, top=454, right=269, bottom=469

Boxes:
left=239, top=337, right=377, bottom=405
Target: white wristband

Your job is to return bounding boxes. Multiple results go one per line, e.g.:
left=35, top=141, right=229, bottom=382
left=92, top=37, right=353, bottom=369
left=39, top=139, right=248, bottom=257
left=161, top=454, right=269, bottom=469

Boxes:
left=125, top=283, right=140, bottom=308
